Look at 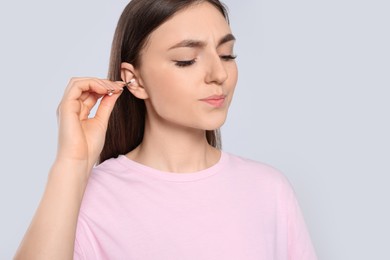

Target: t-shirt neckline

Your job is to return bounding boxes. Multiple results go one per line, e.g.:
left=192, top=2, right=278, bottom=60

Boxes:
left=117, top=151, right=228, bottom=182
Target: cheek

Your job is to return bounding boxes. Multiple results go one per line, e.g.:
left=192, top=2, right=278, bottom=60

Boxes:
left=142, top=64, right=170, bottom=97
left=229, top=63, right=239, bottom=88
left=142, top=66, right=196, bottom=114
left=225, top=63, right=238, bottom=102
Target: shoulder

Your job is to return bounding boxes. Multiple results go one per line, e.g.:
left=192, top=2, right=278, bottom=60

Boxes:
left=88, top=155, right=136, bottom=181
left=223, top=151, right=294, bottom=193
left=224, top=152, right=286, bottom=179
left=82, top=155, right=136, bottom=195
left=93, top=155, right=128, bottom=174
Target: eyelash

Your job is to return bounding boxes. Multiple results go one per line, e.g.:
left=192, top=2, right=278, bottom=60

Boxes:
left=175, top=60, right=196, bottom=67
left=221, top=54, right=237, bottom=61
left=174, top=54, right=237, bottom=67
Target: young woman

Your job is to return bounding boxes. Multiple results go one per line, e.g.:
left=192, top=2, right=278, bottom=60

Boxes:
left=15, top=0, right=317, bottom=259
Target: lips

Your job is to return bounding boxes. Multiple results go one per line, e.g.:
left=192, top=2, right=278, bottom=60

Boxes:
left=200, top=95, right=226, bottom=108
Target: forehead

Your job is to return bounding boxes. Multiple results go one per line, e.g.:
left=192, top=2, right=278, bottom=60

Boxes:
left=144, top=2, right=232, bottom=52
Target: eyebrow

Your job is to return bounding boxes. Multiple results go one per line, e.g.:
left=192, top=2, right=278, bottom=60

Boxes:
left=168, top=33, right=236, bottom=50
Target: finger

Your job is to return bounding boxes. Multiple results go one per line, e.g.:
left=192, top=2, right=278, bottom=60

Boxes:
left=57, top=78, right=125, bottom=122
left=63, top=78, right=123, bottom=101
left=93, top=90, right=123, bottom=127
left=79, top=92, right=102, bottom=120
left=63, top=78, right=105, bottom=101
left=100, top=79, right=126, bottom=96
left=79, top=81, right=123, bottom=101
left=65, top=78, right=125, bottom=97
left=63, top=77, right=99, bottom=97
left=80, top=80, right=125, bottom=120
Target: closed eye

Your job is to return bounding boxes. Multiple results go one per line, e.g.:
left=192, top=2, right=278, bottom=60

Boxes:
left=174, top=54, right=236, bottom=68
left=220, top=54, right=237, bottom=61
left=174, top=59, right=196, bottom=67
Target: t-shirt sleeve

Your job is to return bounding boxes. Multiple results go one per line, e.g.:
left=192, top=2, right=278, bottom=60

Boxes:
left=73, top=220, right=87, bottom=260
left=284, top=180, right=318, bottom=260
left=73, top=237, right=85, bottom=260
left=73, top=212, right=96, bottom=260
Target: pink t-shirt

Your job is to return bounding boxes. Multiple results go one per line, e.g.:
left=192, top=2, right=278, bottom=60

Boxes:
left=74, top=151, right=317, bottom=259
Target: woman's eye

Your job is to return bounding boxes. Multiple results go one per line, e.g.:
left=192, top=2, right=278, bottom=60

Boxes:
left=174, top=59, right=196, bottom=67
left=173, top=55, right=236, bottom=67
left=220, top=54, right=237, bottom=61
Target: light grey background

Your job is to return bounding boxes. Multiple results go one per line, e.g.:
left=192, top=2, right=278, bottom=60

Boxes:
left=1, top=0, right=389, bottom=259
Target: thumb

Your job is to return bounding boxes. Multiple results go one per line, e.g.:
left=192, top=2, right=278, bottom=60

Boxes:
left=94, top=91, right=123, bottom=126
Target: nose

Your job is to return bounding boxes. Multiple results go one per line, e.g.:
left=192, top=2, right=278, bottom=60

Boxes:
left=205, top=54, right=228, bottom=85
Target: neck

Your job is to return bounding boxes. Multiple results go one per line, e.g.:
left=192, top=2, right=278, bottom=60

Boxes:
left=126, top=117, right=221, bottom=173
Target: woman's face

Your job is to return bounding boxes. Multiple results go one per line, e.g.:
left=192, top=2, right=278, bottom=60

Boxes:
left=136, top=2, right=238, bottom=131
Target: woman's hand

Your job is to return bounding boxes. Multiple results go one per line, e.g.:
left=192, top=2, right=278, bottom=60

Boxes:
left=14, top=78, right=126, bottom=260
left=56, top=77, right=125, bottom=172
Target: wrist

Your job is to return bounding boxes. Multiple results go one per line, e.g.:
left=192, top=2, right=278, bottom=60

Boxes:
left=50, top=158, right=92, bottom=189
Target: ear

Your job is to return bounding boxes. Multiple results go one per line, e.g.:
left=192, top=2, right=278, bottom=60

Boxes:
left=120, top=62, right=149, bottom=100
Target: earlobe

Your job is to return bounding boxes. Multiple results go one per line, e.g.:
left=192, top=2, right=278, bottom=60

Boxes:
left=120, top=62, right=149, bottom=100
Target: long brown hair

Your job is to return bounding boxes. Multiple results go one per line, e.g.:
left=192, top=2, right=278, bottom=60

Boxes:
left=99, top=0, right=229, bottom=163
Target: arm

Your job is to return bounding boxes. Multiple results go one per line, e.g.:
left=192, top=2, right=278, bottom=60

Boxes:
left=14, top=78, right=124, bottom=260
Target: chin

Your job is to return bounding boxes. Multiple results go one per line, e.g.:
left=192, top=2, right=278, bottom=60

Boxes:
left=201, top=116, right=227, bottom=131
